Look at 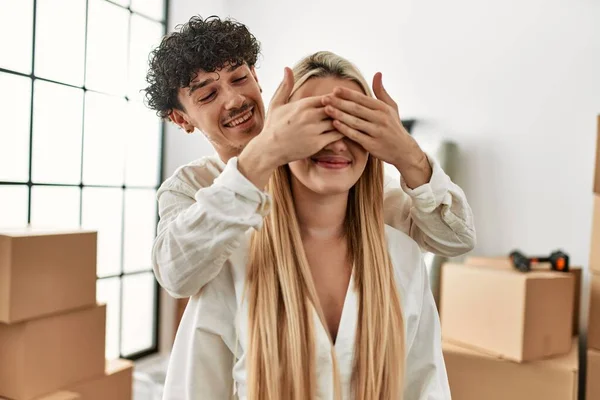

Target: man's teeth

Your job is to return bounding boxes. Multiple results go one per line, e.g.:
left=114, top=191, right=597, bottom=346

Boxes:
left=225, top=109, right=253, bottom=128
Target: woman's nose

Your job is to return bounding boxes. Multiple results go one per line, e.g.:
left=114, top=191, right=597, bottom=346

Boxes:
left=324, top=138, right=348, bottom=153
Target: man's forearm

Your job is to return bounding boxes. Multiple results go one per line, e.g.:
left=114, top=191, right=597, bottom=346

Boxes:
left=237, top=139, right=279, bottom=190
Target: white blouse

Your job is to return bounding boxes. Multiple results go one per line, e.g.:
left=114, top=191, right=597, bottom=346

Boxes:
left=162, top=224, right=451, bottom=400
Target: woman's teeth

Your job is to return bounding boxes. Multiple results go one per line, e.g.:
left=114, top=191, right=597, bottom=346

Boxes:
left=225, top=109, right=253, bottom=128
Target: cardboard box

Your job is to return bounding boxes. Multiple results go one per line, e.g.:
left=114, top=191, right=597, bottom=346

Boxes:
left=0, top=228, right=97, bottom=323
left=443, top=338, right=578, bottom=400
left=589, top=273, right=600, bottom=350
left=594, top=114, right=600, bottom=194
left=1, top=393, right=80, bottom=400
left=37, top=392, right=81, bottom=400
left=67, top=359, right=133, bottom=400
left=588, top=349, right=600, bottom=400
left=0, top=304, right=106, bottom=400
left=440, top=263, right=574, bottom=362
left=591, top=195, right=600, bottom=274
left=465, top=256, right=582, bottom=334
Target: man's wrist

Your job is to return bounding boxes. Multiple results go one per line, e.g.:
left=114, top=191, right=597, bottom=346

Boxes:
left=238, top=139, right=278, bottom=190
left=394, top=150, right=432, bottom=189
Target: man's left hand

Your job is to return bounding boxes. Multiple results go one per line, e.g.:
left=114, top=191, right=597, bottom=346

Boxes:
left=322, top=72, right=432, bottom=188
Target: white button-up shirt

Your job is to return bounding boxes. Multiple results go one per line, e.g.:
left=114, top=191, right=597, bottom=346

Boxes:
left=152, top=155, right=476, bottom=299
left=163, top=222, right=451, bottom=399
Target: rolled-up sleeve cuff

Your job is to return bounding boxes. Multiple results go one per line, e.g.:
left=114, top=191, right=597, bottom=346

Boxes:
left=400, top=153, right=452, bottom=213
left=212, top=156, right=272, bottom=217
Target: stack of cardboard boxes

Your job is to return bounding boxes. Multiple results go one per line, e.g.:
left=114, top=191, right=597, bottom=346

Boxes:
left=0, top=228, right=133, bottom=400
left=440, top=257, right=581, bottom=399
left=587, top=115, right=600, bottom=400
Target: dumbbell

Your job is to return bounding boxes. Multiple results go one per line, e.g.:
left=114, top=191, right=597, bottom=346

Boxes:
left=509, top=250, right=570, bottom=273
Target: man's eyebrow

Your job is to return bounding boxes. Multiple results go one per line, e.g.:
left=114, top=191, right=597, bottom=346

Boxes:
left=188, top=78, right=214, bottom=96
left=227, top=63, right=243, bottom=72
left=187, top=64, right=243, bottom=96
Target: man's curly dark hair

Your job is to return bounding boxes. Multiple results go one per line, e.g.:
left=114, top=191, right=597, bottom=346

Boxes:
left=144, top=15, right=261, bottom=119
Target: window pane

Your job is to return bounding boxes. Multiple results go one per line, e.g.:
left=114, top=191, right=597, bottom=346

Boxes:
left=82, top=92, right=127, bottom=185
left=123, top=189, right=156, bottom=273
left=125, top=101, right=161, bottom=187
left=131, top=0, right=165, bottom=22
left=82, top=187, right=123, bottom=278
left=85, top=0, right=129, bottom=95
left=0, top=185, right=28, bottom=228
left=121, top=272, right=156, bottom=355
left=0, top=0, right=33, bottom=73
left=128, top=14, right=163, bottom=102
left=0, top=73, right=31, bottom=182
left=97, top=277, right=121, bottom=360
left=30, top=185, right=80, bottom=229
left=35, top=0, right=86, bottom=86
left=31, top=81, right=83, bottom=184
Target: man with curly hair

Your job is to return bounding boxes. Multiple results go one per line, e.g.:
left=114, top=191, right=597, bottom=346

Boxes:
left=145, top=15, right=476, bottom=298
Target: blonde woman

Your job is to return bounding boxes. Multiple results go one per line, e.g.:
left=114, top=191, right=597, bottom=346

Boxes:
left=163, top=52, right=450, bottom=400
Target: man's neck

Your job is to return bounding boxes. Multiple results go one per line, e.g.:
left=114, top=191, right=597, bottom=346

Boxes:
left=291, top=178, right=348, bottom=241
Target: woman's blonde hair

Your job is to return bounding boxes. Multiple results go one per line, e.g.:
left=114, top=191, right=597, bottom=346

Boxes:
left=246, top=51, right=405, bottom=400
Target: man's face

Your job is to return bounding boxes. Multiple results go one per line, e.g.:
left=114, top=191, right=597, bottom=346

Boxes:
left=170, top=63, right=265, bottom=159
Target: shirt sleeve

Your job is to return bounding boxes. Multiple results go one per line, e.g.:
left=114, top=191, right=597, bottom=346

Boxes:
left=383, top=153, right=476, bottom=257
left=403, top=259, right=452, bottom=400
left=151, top=156, right=271, bottom=298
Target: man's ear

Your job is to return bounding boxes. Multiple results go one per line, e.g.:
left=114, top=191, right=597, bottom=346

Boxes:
left=169, top=109, right=195, bottom=134
left=250, top=66, right=262, bottom=93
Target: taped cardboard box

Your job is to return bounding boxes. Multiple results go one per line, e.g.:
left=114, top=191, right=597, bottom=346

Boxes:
left=67, top=359, right=133, bottom=400
left=588, top=273, right=600, bottom=351
left=443, top=338, right=578, bottom=400
left=588, top=349, right=600, bottom=400
left=0, top=304, right=106, bottom=400
left=464, top=256, right=582, bottom=335
left=590, top=195, right=600, bottom=274
left=0, top=228, right=97, bottom=323
left=440, top=263, right=574, bottom=362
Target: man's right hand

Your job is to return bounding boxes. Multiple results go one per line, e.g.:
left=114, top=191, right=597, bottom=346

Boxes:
left=238, top=67, right=344, bottom=190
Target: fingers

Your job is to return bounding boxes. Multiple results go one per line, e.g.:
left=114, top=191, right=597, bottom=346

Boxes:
left=314, top=119, right=335, bottom=133
left=317, top=132, right=345, bottom=148
left=306, top=106, right=329, bottom=121
left=372, top=72, right=398, bottom=111
left=322, top=94, right=383, bottom=123
left=296, top=94, right=329, bottom=109
left=332, top=120, right=374, bottom=149
left=269, top=67, right=294, bottom=108
left=324, top=105, right=377, bottom=136
left=331, top=86, right=386, bottom=111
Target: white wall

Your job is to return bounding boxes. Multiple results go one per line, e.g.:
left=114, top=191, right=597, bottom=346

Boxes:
left=163, top=0, right=600, bottom=339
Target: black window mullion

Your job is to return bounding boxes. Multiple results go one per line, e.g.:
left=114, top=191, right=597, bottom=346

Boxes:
left=118, top=185, right=126, bottom=358
left=26, top=0, right=38, bottom=224
left=78, top=0, right=91, bottom=226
